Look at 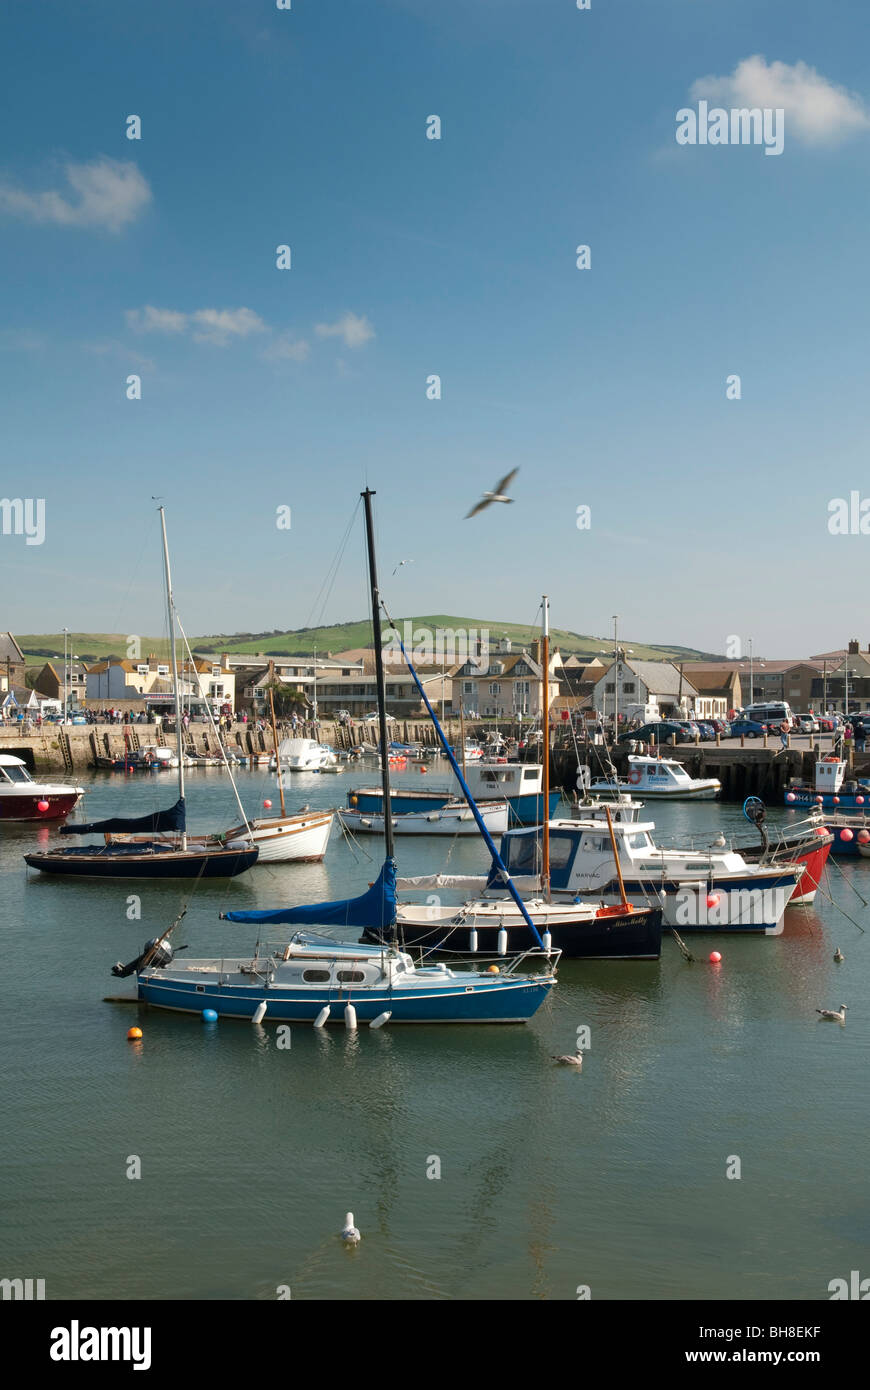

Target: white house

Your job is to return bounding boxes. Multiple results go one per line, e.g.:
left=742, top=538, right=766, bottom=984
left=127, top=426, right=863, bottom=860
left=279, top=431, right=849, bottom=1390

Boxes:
left=592, top=659, right=702, bottom=724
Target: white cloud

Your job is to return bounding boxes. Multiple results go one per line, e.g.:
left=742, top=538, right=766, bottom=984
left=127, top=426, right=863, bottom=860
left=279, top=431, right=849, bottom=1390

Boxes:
left=126, top=306, right=188, bottom=335
left=126, top=305, right=267, bottom=346
left=0, top=157, right=152, bottom=231
left=190, top=307, right=268, bottom=346
left=691, top=55, right=870, bottom=145
left=262, top=334, right=311, bottom=363
left=314, top=311, right=375, bottom=349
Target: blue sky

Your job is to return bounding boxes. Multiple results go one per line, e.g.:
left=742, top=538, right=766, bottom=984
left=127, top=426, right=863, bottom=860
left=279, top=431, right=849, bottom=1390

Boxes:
left=2, top=0, right=869, bottom=657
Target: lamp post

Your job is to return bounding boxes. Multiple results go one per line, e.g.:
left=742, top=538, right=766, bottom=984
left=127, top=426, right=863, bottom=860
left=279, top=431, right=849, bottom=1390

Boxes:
left=63, top=627, right=69, bottom=724
left=845, top=668, right=854, bottom=718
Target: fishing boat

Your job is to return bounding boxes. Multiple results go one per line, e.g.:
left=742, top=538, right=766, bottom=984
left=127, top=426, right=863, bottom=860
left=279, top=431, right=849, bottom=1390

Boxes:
left=347, top=761, right=560, bottom=826
left=590, top=755, right=721, bottom=800
left=784, top=757, right=870, bottom=810
left=494, top=816, right=802, bottom=932
left=574, top=793, right=832, bottom=908
left=115, top=490, right=557, bottom=1025
left=339, top=798, right=509, bottom=837
left=0, top=754, right=84, bottom=822
left=94, top=745, right=183, bottom=772
left=23, top=508, right=258, bottom=881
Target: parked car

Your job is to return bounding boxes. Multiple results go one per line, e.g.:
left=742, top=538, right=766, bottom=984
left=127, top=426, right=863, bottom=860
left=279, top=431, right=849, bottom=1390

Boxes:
left=696, top=722, right=717, bottom=741
left=816, top=715, right=836, bottom=733
left=617, top=721, right=691, bottom=745
left=794, top=714, right=819, bottom=734
left=710, top=718, right=731, bottom=737
left=730, top=718, right=768, bottom=738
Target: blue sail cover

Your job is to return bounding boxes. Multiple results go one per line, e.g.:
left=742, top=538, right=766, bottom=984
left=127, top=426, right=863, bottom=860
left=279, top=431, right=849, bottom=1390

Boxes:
left=60, top=797, right=186, bottom=836
left=224, top=857, right=397, bottom=928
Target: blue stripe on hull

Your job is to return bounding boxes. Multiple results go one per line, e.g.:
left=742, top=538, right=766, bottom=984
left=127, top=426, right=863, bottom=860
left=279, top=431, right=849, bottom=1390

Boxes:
left=137, top=977, right=553, bottom=1022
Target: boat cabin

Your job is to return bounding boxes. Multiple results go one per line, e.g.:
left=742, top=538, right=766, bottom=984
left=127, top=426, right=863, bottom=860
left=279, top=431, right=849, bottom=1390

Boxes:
left=0, top=755, right=34, bottom=785
left=463, top=762, right=543, bottom=797
left=815, top=759, right=846, bottom=794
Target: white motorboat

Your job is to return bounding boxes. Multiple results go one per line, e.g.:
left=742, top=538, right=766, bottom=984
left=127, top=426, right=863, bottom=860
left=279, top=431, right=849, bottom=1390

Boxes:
left=277, top=738, right=338, bottom=771
left=0, top=754, right=84, bottom=822
left=589, top=754, right=721, bottom=799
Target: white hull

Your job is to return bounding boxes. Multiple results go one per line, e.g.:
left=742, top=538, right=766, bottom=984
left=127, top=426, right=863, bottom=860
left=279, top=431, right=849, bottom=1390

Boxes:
left=340, top=801, right=508, bottom=837
left=224, top=812, right=334, bottom=862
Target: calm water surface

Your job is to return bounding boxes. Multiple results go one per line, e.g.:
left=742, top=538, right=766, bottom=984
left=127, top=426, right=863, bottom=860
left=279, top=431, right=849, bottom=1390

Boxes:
left=1, top=764, right=867, bottom=1300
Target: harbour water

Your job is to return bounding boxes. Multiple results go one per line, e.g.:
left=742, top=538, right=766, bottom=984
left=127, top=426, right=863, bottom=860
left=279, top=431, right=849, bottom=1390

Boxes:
left=2, top=766, right=867, bottom=1301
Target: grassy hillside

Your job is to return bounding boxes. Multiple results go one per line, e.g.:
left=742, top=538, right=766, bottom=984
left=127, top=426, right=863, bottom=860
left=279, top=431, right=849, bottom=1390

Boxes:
left=20, top=619, right=718, bottom=665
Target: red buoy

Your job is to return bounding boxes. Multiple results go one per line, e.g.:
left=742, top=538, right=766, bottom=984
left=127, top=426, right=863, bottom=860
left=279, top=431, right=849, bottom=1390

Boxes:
left=709, top=951, right=722, bottom=964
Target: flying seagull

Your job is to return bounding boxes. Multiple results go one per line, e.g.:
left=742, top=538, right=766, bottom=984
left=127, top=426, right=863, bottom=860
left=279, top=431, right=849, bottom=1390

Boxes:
left=816, top=1004, right=848, bottom=1023
left=392, top=559, right=414, bottom=576
left=465, top=468, right=519, bottom=519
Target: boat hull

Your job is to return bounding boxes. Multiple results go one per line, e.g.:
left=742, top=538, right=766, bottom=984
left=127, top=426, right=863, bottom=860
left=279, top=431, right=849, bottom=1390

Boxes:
left=23, top=845, right=259, bottom=879
left=340, top=803, right=508, bottom=836
left=377, top=904, right=662, bottom=959
left=553, top=873, right=798, bottom=932
left=348, top=787, right=560, bottom=825
left=0, top=791, right=82, bottom=821
left=135, top=972, right=553, bottom=1022
left=739, top=833, right=832, bottom=905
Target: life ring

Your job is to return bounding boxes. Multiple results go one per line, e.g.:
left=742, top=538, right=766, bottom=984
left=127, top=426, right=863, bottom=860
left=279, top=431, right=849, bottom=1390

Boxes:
left=628, top=768, right=643, bottom=785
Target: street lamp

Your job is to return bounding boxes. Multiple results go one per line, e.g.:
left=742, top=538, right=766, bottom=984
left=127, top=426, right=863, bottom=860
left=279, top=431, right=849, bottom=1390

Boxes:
left=63, top=627, right=69, bottom=724
left=845, top=668, right=855, bottom=718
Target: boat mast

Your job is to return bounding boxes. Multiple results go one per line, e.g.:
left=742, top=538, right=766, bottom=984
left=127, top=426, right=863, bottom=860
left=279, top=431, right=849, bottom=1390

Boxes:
left=541, top=594, right=550, bottom=902
left=269, top=686, right=286, bottom=816
left=158, top=506, right=186, bottom=850
left=361, top=489, right=394, bottom=863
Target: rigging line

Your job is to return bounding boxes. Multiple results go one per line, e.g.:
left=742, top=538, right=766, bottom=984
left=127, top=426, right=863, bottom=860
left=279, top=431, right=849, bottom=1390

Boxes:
left=303, top=498, right=362, bottom=633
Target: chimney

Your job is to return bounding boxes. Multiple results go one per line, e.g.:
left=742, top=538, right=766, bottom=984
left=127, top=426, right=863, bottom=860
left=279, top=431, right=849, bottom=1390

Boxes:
left=848, top=639, right=859, bottom=655
left=530, top=638, right=541, bottom=664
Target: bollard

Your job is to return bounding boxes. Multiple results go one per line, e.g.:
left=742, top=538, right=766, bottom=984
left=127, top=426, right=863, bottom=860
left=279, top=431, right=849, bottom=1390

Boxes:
left=741, top=734, right=745, bottom=748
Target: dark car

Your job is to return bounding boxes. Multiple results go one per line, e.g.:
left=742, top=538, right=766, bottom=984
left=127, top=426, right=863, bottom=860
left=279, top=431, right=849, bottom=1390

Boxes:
left=696, top=722, right=717, bottom=741
left=617, top=721, right=691, bottom=745
left=730, top=718, right=767, bottom=738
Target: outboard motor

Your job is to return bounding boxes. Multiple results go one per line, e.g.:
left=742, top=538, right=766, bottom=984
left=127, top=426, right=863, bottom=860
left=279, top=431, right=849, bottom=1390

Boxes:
left=112, top=936, right=175, bottom=979
left=743, top=796, right=769, bottom=857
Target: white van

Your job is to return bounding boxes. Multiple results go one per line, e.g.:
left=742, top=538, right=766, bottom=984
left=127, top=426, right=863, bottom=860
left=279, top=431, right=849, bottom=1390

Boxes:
left=745, top=701, right=794, bottom=728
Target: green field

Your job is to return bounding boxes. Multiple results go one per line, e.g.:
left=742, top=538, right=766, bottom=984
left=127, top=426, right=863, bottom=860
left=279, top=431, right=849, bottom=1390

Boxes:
left=20, top=618, right=717, bottom=665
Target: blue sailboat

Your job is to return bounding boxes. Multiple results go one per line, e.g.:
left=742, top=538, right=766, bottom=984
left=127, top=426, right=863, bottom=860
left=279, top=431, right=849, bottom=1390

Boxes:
left=115, top=489, right=558, bottom=1024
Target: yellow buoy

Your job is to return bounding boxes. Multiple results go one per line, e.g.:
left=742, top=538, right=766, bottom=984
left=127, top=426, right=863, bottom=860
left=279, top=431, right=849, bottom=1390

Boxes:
left=487, top=965, right=500, bottom=974
left=127, top=1026, right=143, bottom=1040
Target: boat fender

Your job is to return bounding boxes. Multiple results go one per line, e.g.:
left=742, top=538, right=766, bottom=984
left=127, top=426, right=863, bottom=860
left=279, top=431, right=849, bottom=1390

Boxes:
left=344, top=1004, right=358, bottom=1030
left=468, top=928, right=479, bottom=953
left=370, top=1011, right=392, bottom=1029
left=314, top=1006, right=330, bottom=1028
left=252, top=1001, right=267, bottom=1024
left=497, top=928, right=508, bottom=956
left=542, top=930, right=553, bottom=957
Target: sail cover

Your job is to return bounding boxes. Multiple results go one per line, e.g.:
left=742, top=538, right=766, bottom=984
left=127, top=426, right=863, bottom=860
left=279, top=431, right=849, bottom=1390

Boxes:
left=60, top=797, right=186, bottom=836
left=224, top=857, right=397, bottom=928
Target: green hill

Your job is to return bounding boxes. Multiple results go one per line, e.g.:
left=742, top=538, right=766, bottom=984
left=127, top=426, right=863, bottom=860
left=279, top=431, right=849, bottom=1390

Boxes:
left=19, top=619, right=718, bottom=666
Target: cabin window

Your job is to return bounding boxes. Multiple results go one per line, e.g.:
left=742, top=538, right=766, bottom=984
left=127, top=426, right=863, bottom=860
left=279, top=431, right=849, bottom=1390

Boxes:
left=1, top=765, right=30, bottom=784
left=550, top=836, right=576, bottom=870
left=481, top=770, right=497, bottom=783
left=336, top=970, right=366, bottom=983
left=626, top=833, right=650, bottom=849
left=302, top=969, right=331, bottom=982
left=522, top=769, right=537, bottom=780
left=505, top=836, right=540, bottom=873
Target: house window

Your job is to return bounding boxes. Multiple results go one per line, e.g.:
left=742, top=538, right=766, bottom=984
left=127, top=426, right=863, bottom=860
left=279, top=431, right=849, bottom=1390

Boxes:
left=489, top=683, right=501, bottom=695
left=605, top=683, right=615, bottom=694
left=209, top=684, right=224, bottom=699
left=464, top=682, right=474, bottom=694
left=342, top=669, right=351, bottom=676
left=623, top=682, right=635, bottom=694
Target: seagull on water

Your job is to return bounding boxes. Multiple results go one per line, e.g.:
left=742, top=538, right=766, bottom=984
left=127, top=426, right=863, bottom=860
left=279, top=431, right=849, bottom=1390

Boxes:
left=465, top=468, right=519, bottom=519
left=816, top=1004, right=848, bottom=1023
left=341, top=1212, right=361, bottom=1244
left=551, top=1048, right=583, bottom=1068
left=834, top=947, right=844, bottom=962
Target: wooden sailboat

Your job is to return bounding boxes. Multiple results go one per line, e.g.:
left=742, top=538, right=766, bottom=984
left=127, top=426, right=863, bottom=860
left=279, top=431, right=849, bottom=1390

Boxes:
left=23, top=508, right=258, bottom=880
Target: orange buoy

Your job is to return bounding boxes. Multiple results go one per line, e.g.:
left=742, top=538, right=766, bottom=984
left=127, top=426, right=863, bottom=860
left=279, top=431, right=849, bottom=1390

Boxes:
left=127, top=1026, right=143, bottom=1040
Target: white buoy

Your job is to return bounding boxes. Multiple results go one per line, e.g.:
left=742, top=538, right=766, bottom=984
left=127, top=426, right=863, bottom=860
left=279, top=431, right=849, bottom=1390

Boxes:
left=314, top=1006, right=330, bottom=1028
left=468, top=928, right=478, bottom=953
left=542, top=930, right=552, bottom=957
left=344, top=1004, right=358, bottom=1030
left=370, top=1011, right=392, bottom=1029
left=497, top=927, right=508, bottom=957
left=252, top=1001, right=267, bottom=1025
